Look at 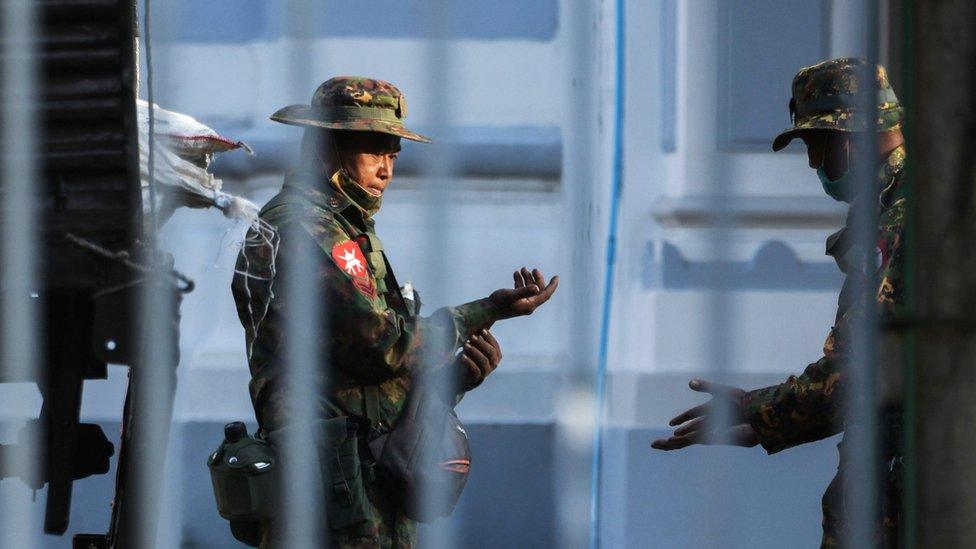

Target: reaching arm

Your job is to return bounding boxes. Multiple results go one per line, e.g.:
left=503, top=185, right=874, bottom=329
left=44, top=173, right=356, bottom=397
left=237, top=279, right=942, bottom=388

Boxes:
left=740, top=213, right=905, bottom=454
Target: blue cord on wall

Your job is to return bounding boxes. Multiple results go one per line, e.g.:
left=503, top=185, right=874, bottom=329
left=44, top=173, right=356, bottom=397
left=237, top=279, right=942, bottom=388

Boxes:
left=589, top=0, right=625, bottom=547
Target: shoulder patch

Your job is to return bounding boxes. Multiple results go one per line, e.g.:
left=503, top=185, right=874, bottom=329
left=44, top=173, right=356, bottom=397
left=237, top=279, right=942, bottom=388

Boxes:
left=331, top=240, right=376, bottom=298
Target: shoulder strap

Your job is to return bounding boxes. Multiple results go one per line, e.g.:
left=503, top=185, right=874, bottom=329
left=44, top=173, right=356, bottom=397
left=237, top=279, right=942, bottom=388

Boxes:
left=360, top=254, right=416, bottom=431
left=380, top=252, right=411, bottom=318
left=363, top=386, right=382, bottom=430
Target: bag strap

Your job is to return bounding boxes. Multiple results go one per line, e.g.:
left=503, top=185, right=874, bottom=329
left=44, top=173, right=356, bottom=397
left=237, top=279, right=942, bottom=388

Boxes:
left=358, top=247, right=407, bottom=432
left=364, top=385, right=382, bottom=431
left=379, top=252, right=461, bottom=414
left=380, top=251, right=411, bottom=318
left=363, top=251, right=440, bottom=430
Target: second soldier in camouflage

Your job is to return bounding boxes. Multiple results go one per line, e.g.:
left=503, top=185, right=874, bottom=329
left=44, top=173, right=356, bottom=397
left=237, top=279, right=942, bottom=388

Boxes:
left=653, top=58, right=908, bottom=548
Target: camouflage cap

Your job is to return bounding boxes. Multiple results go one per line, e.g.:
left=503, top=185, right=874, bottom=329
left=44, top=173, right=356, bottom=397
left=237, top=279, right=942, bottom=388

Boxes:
left=270, top=76, right=432, bottom=143
left=772, top=57, right=903, bottom=151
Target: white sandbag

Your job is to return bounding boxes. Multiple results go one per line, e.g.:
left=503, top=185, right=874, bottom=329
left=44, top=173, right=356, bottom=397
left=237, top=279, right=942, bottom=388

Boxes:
left=137, top=99, right=252, bottom=165
left=137, top=100, right=257, bottom=228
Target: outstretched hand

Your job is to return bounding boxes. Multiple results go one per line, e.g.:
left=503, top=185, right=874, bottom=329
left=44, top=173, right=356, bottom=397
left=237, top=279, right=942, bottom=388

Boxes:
left=650, top=379, right=758, bottom=451
left=489, top=267, right=559, bottom=320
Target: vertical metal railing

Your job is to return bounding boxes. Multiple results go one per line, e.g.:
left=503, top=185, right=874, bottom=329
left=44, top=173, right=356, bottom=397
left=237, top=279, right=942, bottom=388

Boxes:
left=909, top=1, right=976, bottom=544
left=417, top=2, right=462, bottom=545
left=279, top=2, right=326, bottom=547
left=897, top=1, right=917, bottom=544
left=843, top=2, right=881, bottom=547
left=0, top=0, right=41, bottom=548
left=559, top=0, right=601, bottom=547
left=701, top=0, right=737, bottom=541
left=121, top=1, right=181, bottom=546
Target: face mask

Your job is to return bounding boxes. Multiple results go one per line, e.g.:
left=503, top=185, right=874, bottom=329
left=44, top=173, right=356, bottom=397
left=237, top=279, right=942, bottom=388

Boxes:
left=817, top=166, right=855, bottom=203
left=816, top=133, right=855, bottom=203
left=330, top=169, right=382, bottom=218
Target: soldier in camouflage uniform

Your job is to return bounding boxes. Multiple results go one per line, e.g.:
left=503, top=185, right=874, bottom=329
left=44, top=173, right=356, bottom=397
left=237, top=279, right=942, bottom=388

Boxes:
left=231, top=76, right=558, bottom=548
left=652, top=58, right=907, bottom=547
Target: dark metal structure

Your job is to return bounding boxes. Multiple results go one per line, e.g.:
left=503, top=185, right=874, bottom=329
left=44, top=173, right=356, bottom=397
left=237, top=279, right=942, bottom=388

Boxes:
left=910, top=0, right=976, bottom=545
left=0, top=1, right=184, bottom=546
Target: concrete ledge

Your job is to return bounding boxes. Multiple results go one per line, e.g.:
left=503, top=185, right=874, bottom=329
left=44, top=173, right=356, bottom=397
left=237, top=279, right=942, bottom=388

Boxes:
left=653, top=195, right=847, bottom=229
left=654, top=240, right=844, bottom=290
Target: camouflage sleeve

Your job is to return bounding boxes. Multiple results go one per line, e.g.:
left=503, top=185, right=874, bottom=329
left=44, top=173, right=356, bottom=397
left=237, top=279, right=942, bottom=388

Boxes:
left=295, top=216, right=478, bottom=383
left=450, top=298, right=501, bottom=338
left=326, top=268, right=453, bottom=380
left=742, top=207, right=905, bottom=455
left=740, top=356, right=844, bottom=454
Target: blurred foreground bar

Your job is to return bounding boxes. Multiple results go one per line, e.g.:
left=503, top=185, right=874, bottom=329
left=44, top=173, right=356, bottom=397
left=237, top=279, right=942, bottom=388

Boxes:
left=910, top=0, right=976, bottom=545
left=1, top=1, right=184, bottom=546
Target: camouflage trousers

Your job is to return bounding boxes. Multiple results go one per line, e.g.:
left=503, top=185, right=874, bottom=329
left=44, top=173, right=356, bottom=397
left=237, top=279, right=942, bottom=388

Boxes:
left=821, top=418, right=903, bottom=548
left=259, top=482, right=418, bottom=549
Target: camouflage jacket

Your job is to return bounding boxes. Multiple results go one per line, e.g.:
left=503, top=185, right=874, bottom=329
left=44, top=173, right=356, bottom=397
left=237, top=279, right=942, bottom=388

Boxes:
left=741, top=146, right=907, bottom=454
left=231, top=169, right=498, bottom=433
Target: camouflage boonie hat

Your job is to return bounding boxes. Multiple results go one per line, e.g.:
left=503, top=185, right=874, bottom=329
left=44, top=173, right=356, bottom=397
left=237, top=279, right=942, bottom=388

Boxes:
left=772, top=57, right=903, bottom=151
left=270, top=76, right=432, bottom=143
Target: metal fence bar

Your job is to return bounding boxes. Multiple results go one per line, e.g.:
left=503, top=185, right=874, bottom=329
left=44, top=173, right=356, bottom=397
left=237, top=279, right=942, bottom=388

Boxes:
left=279, top=201, right=326, bottom=549
left=119, top=1, right=181, bottom=545
left=417, top=3, right=462, bottom=544
left=0, top=0, right=41, bottom=547
left=559, top=0, right=601, bottom=547
left=898, top=2, right=917, bottom=544
left=665, top=1, right=738, bottom=542
left=909, top=0, right=976, bottom=545
left=701, top=2, right=737, bottom=539
left=843, top=1, right=881, bottom=546
left=279, top=2, right=326, bottom=546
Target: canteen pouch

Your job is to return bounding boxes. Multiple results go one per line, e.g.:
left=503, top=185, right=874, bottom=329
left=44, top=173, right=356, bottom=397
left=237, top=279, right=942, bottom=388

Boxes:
left=269, top=417, right=372, bottom=530
left=367, top=384, right=471, bottom=523
left=207, top=422, right=276, bottom=546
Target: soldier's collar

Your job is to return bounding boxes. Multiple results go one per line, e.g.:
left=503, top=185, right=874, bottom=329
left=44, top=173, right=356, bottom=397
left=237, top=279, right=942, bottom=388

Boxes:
left=879, top=145, right=905, bottom=183
left=827, top=145, right=907, bottom=260
left=878, top=145, right=906, bottom=209
left=283, top=168, right=351, bottom=213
